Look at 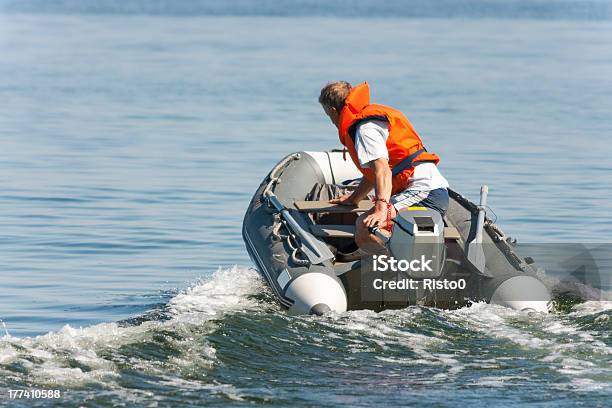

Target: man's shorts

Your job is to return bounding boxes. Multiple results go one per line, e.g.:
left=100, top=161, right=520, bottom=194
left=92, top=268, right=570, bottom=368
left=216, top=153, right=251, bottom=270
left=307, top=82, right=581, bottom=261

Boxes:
left=390, top=188, right=449, bottom=215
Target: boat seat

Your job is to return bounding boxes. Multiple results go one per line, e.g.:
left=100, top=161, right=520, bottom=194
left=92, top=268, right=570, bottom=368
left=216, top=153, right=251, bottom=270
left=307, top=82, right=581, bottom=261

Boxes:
left=310, top=224, right=356, bottom=238
left=444, top=226, right=461, bottom=240
left=294, top=200, right=374, bottom=213
left=311, top=223, right=460, bottom=241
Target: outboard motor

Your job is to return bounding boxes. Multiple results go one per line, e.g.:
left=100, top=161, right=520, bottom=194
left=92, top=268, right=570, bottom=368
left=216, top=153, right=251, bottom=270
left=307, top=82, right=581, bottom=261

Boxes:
left=388, top=207, right=445, bottom=278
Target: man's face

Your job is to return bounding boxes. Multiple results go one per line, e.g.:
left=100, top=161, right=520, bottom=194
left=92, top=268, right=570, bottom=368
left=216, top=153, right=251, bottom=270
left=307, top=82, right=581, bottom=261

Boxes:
left=323, top=105, right=340, bottom=129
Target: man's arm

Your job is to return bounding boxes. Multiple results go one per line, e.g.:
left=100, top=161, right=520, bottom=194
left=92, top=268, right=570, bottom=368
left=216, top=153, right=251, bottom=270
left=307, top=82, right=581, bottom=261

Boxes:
left=329, top=176, right=374, bottom=205
left=331, top=119, right=390, bottom=208
left=363, top=158, right=392, bottom=228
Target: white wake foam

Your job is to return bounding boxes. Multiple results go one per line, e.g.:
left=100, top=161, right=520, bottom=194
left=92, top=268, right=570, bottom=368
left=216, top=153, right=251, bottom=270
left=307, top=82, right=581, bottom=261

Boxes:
left=570, top=300, right=612, bottom=316
left=2, top=269, right=609, bottom=393
left=445, top=302, right=611, bottom=391
left=0, top=266, right=264, bottom=388
left=318, top=308, right=463, bottom=381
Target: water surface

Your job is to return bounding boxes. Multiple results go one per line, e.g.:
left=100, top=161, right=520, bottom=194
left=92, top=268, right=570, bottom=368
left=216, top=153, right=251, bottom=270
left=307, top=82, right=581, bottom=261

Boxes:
left=0, top=1, right=610, bottom=406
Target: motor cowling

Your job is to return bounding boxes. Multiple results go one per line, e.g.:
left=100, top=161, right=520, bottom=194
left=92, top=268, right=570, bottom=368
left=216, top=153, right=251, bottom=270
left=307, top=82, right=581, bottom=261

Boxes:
left=389, top=207, right=445, bottom=278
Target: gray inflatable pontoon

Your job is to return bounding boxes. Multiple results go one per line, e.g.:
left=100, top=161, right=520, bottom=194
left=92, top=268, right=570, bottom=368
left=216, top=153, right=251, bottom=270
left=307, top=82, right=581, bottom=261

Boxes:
left=243, top=151, right=551, bottom=315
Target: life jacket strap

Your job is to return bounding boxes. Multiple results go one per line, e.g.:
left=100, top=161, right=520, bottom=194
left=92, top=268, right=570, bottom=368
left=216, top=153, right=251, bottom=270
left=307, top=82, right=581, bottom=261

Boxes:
left=391, top=148, right=436, bottom=177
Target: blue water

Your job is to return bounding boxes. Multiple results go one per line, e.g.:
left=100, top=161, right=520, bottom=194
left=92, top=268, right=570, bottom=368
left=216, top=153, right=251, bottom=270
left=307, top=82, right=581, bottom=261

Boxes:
left=0, top=1, right=611, bottom=406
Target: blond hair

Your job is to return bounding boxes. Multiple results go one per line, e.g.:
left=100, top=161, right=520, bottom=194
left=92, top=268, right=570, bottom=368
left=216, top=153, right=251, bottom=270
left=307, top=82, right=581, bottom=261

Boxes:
left=319, top=81, right=352, bottom=112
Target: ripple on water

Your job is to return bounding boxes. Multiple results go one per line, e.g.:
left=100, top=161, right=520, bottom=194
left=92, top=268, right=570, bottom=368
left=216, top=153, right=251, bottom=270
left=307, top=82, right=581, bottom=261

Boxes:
left=0, top=268, right=610, bottom=405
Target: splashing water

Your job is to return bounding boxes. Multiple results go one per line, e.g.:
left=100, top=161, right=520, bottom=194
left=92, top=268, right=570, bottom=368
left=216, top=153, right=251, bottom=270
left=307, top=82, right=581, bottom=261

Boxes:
left=0, top=267, right=268, bottom=401
left=0, top=1, right=610, bottom=405
left=1, top=267, right=610, bottom=406
left=0, top=321, right=9, bottom=338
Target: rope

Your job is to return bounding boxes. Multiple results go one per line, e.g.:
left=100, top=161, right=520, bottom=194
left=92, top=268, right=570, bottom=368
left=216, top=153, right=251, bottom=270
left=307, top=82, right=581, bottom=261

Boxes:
left=272, top=218, right=311, bottom=266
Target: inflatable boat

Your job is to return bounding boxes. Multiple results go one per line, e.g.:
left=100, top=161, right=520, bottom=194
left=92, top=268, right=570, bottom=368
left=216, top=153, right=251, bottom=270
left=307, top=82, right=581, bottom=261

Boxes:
left=243, top=151, right=551, bottom=315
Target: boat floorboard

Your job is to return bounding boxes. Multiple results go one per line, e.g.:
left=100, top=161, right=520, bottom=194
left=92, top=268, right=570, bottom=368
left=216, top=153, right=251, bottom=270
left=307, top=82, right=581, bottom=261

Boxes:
left=294, top=200, right=374, bottom=213
left=310, top=224, right=356, bottom=238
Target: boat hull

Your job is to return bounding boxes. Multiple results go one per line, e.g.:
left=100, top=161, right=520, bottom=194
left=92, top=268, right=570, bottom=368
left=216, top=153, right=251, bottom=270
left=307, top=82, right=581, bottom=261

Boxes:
left=243, top=151, right=551, bottom=314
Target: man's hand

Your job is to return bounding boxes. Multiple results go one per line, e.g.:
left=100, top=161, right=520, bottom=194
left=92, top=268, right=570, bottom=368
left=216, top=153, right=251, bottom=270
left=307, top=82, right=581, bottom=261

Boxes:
left=329, top=192, right=357, bottom=206
left=362, top=208, right=388, bottom=229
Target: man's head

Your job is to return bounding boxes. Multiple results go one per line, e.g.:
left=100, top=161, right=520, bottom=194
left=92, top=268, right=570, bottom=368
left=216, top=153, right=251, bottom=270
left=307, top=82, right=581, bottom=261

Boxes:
left=319, top=81, right=352, bottom=128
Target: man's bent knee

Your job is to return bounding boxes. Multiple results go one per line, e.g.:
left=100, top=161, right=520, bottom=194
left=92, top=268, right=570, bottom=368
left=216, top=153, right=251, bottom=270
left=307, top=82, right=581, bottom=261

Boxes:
left=354, top=214, right=368, bottom=247
left=354, top=214, right=387, bottom=254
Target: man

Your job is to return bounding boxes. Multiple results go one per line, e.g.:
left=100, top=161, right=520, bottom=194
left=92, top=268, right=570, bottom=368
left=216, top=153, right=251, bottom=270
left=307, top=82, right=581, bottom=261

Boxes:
left=319, top=81, right=449, bottom=253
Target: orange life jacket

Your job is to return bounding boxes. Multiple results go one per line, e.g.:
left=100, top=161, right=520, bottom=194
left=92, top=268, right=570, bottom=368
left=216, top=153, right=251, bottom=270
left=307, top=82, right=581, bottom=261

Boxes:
left=338, top=82, right=440, bottom=194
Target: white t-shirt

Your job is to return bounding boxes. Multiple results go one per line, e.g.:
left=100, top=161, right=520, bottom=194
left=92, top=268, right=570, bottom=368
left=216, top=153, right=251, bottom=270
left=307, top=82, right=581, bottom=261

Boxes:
left=354, top=119, right=449, bottom=192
